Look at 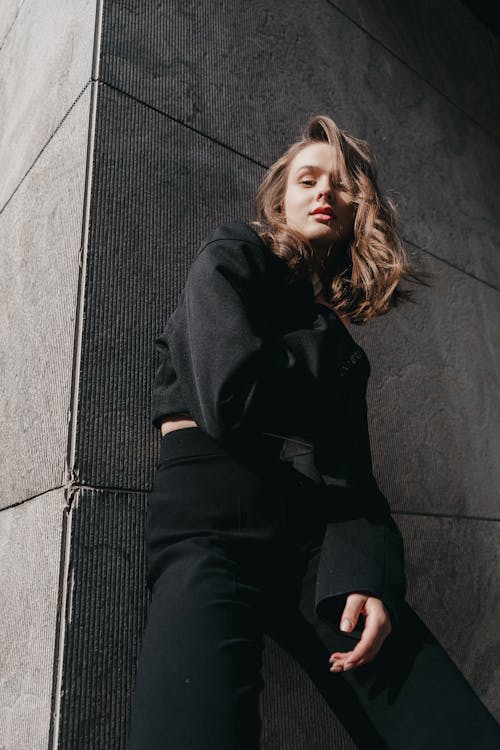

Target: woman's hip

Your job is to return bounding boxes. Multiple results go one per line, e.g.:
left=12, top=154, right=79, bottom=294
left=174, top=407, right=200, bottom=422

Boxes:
left=147, top=428, right=287, bottom=546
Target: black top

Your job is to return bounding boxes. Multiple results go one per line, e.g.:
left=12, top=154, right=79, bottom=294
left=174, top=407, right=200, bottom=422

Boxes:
left=151, top=220, right=407, bottom=626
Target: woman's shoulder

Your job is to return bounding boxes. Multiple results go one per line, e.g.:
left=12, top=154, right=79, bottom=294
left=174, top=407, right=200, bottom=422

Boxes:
left=201, top=220, right=264, bottom=246
left=191, top=220, right=281, bottom=279
left=194, top=220, right=270, bottom=260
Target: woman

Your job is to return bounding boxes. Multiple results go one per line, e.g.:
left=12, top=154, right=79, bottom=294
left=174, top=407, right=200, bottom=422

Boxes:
left=128, top=116, right=500, bottom=749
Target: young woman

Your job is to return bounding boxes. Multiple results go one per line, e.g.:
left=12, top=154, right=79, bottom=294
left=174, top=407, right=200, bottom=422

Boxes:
left=128, top=116, right=500, bottom=749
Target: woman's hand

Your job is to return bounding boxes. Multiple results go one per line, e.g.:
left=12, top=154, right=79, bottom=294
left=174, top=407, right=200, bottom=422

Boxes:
left=328, top=593, right=392, bottom=673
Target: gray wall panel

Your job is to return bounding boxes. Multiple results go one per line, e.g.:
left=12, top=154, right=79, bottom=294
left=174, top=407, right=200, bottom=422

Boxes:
left=0, top=491, right=66, bottom=750
left=0, top=0, right=23, bottom=47
left=76, top=85, right=263, bottom=490
left=56, top=489, right=148, bottom=750
left=0, top=87, right=91, bottom=510
left=398, top=513, right=500, bottom=718
left=330, top=0, right=500, bottom=138
left=492, top=31, right=500, bottom=81
left=261, top=636, right=357, bottom=749
left=357, top=248, right=500, bottom=519
left=99, top=0, right=500, bottom=286
left=0, top=0, right=97, bottom=208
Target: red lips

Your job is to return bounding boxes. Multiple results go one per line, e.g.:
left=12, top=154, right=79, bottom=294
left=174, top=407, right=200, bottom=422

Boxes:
left=312, top=206, right=335, bottom=217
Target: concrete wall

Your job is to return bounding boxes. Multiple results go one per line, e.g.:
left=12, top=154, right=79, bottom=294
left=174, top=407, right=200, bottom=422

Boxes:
left=1, top=1, right=498, bottom=748
left=0, top=1, right=97, bottom=748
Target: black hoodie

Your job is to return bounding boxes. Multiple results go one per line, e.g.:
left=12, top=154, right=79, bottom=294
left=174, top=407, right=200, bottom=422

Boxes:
left=151, top=220, right=407, bottom=627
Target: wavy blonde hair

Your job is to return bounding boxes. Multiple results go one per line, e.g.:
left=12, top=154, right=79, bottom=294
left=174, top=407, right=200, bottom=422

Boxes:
left=252, top=115, right=429, bottom=324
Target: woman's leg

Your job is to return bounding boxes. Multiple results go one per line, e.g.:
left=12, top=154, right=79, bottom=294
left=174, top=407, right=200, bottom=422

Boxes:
left=128, top=535, right=266, bottom=750
left=265, top=503, right=500, bottom=750
left=128, top=428, right=279, bottom=750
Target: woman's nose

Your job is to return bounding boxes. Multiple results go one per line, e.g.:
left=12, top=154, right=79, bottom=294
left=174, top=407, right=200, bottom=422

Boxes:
left=316, top=183, right=333, bottom=201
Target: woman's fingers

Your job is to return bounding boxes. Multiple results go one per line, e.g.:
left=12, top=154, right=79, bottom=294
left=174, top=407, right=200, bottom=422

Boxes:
left=338, top=592, right=366, bottom=634
left=329, top=625, right=389, bottom=671
left=329, top=596, right=392, bottom=673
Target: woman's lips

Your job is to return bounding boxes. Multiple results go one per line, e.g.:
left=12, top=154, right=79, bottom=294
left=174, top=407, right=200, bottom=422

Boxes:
left=312, top=212, right=334, bottom=222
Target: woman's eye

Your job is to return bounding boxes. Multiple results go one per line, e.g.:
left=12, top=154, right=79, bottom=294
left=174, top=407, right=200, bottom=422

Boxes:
left=299, top=179, right=315, bottom=186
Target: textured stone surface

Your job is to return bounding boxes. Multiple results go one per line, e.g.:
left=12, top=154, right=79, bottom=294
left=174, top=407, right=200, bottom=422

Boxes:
left=356, top=246, right=500, bottom=519
left=56, top=489, right=148, bottom=750
left=75, top=85, right=263, bottom=491
left=397, top=512, right=500, bottom=719
left=0, top=490, right=66, bottom=750
left=0, top=0, right=23, bottom=47
left=99, top=0, right=500, bottom=286
left=491, top=31, right=500, bottom=84
left=0, top=0, right=96, bottom=208
left=261, top=636, right=357, bottom=749
left=0, top=86, right=90, bottom=510
left=331, top=0, right=500, bottom=138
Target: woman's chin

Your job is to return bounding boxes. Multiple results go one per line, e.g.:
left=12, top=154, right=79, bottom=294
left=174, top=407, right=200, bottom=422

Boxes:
left=308, top=230, right=338, bottom=251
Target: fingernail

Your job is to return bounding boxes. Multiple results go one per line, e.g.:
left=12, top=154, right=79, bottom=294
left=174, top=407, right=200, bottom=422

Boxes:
left=340, top=618, right=352, bottom=632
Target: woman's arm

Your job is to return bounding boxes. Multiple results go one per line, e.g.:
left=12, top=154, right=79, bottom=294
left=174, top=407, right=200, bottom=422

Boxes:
left=312, top=290, right=406, bottom=669
left=162, top=229, right=346, bottom=444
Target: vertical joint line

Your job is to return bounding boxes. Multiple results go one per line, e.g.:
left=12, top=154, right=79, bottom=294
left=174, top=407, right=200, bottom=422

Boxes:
left=65, top=0, right=103, bottom=479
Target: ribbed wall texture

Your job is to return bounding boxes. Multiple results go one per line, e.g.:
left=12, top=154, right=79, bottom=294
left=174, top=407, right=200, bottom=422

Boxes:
left=260, top=637, right=357, bottom=749
left=49, top=1, right=500, bottom=749
left=98, top=0, right=500, bottom=286
left=57, top=490, right=148, bottom=750
left=74, top=85, right=263, bottom=491
left=331, top=0, right=500, bottom=138
left=397, top=514, right=500, bottom=713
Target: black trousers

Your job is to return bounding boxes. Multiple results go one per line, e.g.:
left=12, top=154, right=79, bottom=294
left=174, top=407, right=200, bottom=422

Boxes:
left=128, top=427, right=499, bottom=749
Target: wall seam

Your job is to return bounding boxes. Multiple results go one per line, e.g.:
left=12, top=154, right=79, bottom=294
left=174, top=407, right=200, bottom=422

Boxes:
left=47, top=495, right=75, bottom=750
left=98, top=79, right=269, bottom=169
left=393, top=509, right=500, bottom=523
left=488, top=30, right=500, bottom=81
left=49, top=0, right=104, bottom=748
left=0, top=81, right=92, bottom=216
left=0, top=487, right=69, bottom=512
left=403, top=237, right=500, bottom=293
left=0, top=2, right=24, bottom=51
left=2, top=490, right=497, bottom=524
left=96, top=81, right=500, bottom=295
left=65, top=0, right=103, bottom=492
left=324, top=0, right=499, bottom=145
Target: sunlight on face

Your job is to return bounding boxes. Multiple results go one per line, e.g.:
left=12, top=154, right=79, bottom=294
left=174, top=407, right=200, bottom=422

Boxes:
left=283, top=142, right=356, bottom=257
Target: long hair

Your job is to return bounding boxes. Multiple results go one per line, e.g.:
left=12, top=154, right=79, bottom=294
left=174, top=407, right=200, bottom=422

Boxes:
left=252, top=115, right=430, bottom=324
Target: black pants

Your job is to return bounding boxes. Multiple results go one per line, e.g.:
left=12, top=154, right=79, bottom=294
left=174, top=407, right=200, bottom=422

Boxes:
left=128, top=427, right=499, bottom=749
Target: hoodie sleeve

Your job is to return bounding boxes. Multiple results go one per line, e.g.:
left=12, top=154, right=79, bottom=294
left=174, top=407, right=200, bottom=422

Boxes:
left=314, top=481, right=407, bottom=629
left=160, top=232, right=345, bottom=444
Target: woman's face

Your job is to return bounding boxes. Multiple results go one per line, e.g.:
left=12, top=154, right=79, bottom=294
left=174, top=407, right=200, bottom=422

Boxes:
left=282, top=142, right=356, bottom=258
